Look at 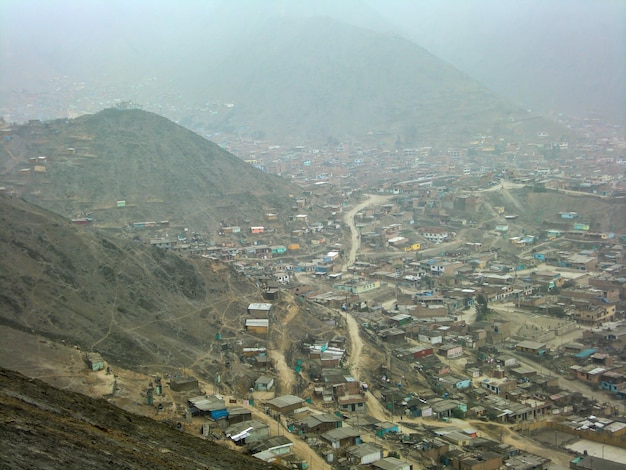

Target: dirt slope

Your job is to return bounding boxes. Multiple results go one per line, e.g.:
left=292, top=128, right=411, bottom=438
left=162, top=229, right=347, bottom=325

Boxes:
left=0, top=367, right=282, bottom=470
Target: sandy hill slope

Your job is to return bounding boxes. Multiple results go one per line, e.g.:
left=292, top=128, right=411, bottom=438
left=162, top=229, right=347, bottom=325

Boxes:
left=0, top=367, right=281, bottom=470
left=193, top=15, right=523, bottom=144
left=0, top=195, right=262, bottom=370
left=483, top=187, right=626, bottom=234
left=1, top=108, right=300, bottom=233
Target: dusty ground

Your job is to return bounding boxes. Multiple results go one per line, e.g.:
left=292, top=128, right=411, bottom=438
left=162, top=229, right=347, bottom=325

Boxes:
left=0, top=366, right=282, bottom=470
left=341, top=194, right=395, bottom=270
left=491, top=302, right=581, bottom=342
left=565, top=439, right=626, bottom=463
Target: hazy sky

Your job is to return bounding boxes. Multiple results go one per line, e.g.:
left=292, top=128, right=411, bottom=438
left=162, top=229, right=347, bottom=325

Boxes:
left=1, top=0, right=624, bottom=124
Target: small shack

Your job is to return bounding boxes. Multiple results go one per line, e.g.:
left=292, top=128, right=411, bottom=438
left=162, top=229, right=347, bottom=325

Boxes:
left=228, top=406, right=253, bottom=424
left=225, top=419, right=270, bottom=445
left=85, top=352, right=105, bottom=371
left=170, top=376, right=199, bottom=392
left=255, top=376, right=275, bottom=391
left=245, top=318, right=269, bottom=335
left=248, top=303, right=272, bottom=318
left=188, top=395, right=228, bottom=420
left=265, top=395, right=305, bottom=415
left=321, top=427, right=361, bottom=449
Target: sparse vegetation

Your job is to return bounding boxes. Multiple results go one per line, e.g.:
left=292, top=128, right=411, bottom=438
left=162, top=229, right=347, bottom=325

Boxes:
left=475, top=293, right=492, bottom=321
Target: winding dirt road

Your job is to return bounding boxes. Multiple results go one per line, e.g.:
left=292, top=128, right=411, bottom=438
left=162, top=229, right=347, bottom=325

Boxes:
left=341, top=194, right=394, bottom=271
left=337, top=193, right=577, bottom=466
left=341, top=194, right=394, bottom=379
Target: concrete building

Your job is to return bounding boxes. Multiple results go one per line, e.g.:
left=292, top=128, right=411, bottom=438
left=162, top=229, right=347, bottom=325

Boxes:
left=515, top=341, right=547, bottom=355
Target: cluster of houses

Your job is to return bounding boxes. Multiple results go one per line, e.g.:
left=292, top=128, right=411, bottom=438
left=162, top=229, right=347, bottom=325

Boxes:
left=563, top=322, right=626, bottom=400
left=185, top=387, right=557, bottom=470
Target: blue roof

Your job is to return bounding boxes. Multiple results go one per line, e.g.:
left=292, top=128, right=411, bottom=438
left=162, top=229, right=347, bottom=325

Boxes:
left=574, top=348, right=597, bottom=359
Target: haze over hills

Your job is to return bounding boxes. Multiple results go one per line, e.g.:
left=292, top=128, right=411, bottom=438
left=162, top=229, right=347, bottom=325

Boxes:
left=194, top=16, right=519, bottom=144
left=383, top=0, right=626, bottom=126
left=3, top=1, right=620, bottom=142
left=1, top=108, right=300, bottom=233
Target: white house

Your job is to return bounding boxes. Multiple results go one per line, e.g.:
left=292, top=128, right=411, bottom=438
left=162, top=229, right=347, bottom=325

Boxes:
left=254, top=376, right=275, bottom=391
left=419, top=227, right=449, bottom=243
left=346, top=443, right=383, bottom=465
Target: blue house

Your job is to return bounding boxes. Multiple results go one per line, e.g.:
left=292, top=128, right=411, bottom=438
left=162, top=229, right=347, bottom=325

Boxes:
left=599, top=371, right=624, bottom=394
left=374, top=421, right=399, bottom=437
left=270, top=245, right=287, bottom=255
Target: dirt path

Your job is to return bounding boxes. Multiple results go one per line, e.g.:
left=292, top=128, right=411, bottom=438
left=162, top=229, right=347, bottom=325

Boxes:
left=502, top=430, right=571, bottom=467
left=341, top=194, right=399, bottom=422
left=269, top=303, right=301, bottom=394
left=345, top=314, right=363, bottom=376
left=341, top=194, right=394, bottom=271
left=365, top=391, right=389, bottom=421
left=268, top=348, right=295, bottom=394
left=342, top=193, right=393, bottom=379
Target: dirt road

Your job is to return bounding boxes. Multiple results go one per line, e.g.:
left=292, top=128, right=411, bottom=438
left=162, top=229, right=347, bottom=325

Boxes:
left=345, top=314, right=363, bottom=376
left=341, top=194, right=394, bottom=271
left=244, top=406, right=329, bottom=470
left=268, top=348, right=295, bottom=394
left=269, top=303, right=300, bottom=394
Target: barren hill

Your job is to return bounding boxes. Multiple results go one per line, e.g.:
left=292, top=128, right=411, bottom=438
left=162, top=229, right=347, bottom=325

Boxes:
left=0, top=367, right=281, bottom=470
left=1, top=108, right=300, bottom=233
left=0, top=195, right=255, bottom=370
left=483, top=187, right=626, bottom=234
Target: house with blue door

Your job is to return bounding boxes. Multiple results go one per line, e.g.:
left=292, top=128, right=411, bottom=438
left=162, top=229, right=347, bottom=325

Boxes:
left=600, top=370, right=624, bottom=393
left=439, top=374, right=472, bottom=390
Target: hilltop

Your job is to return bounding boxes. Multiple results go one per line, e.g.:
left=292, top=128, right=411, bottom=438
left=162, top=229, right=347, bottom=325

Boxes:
left=0, top=108, right=302, bottom=234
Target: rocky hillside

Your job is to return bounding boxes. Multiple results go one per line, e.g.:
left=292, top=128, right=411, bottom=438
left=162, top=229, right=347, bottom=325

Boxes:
left=0, top=195, right=258, bottom=371
left=0, top=367, right=281, bottom=469
left=0, top=108, right=302, bottom=233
